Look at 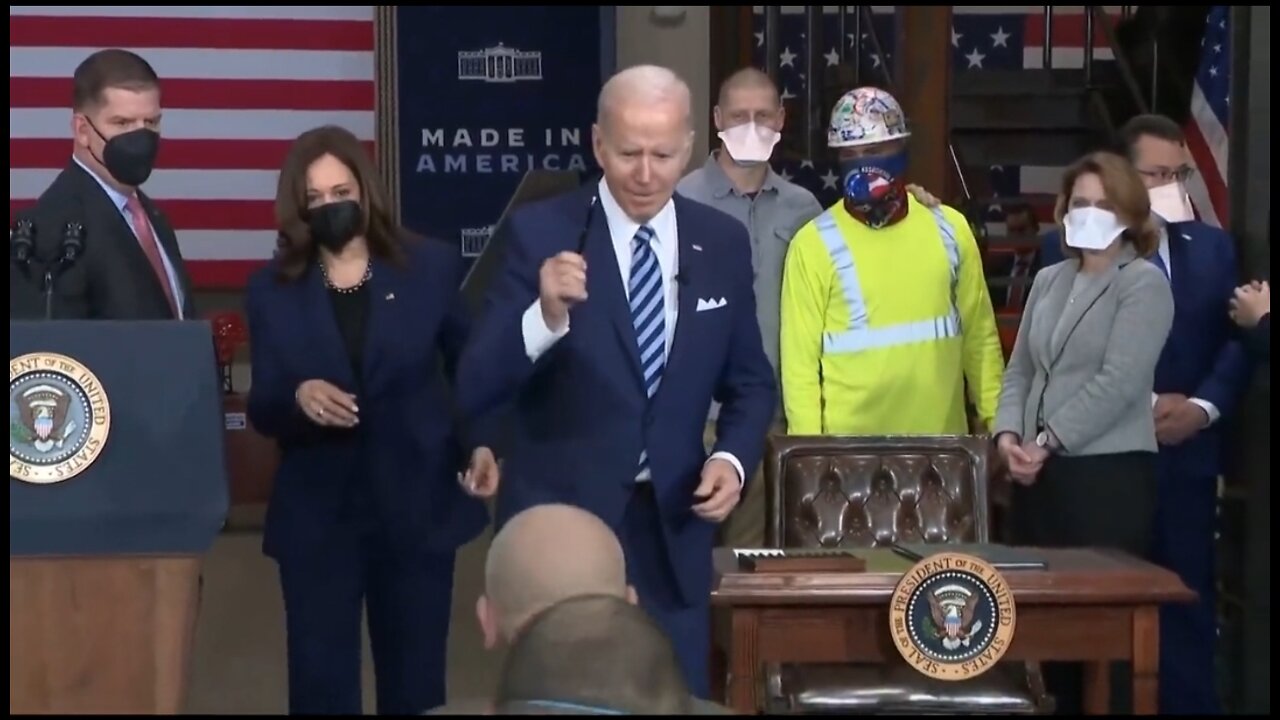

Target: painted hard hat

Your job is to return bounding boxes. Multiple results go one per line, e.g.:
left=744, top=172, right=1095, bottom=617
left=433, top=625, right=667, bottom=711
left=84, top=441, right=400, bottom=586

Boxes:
left=827, top=86, right=912, bottom=149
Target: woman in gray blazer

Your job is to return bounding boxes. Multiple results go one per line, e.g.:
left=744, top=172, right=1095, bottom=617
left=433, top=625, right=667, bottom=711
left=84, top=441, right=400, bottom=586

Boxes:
left=994, top=151, right=1175, bottom=557
left=993, top=151, right=1175, bottom=715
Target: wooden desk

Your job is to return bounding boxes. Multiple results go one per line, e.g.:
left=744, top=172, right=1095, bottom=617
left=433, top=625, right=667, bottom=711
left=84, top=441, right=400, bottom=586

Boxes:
left=711, top=547, right=1194, bottom=715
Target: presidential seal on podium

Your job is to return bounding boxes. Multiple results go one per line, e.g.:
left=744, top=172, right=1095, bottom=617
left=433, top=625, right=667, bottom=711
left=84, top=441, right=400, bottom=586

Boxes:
left=889, top=551, right=1017, bottom=681
left=9, top=352, right=112, bottom=485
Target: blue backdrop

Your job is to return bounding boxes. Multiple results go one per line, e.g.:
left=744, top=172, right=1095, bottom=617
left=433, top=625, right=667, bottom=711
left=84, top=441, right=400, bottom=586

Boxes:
left=395, top=6, right=611, bottom=262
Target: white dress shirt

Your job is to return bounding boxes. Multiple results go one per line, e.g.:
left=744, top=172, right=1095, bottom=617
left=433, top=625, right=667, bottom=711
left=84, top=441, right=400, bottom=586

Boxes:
left=1149, top=224, right=1220, bottom=427
left=520, top=178, right=745, bottom=484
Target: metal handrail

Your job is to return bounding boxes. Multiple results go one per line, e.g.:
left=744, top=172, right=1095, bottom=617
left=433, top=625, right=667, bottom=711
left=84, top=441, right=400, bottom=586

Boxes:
left=764, top=6, right=781, bottom=84
left=1043, top=6, right=1055, bottom=69
left=1085, top=5, right=1150, bottom=116
left=804, top=7, right=823, bottom=159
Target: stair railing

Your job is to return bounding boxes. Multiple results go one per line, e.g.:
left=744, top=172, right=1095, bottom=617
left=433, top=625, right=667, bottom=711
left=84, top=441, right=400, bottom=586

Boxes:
left=803, top=7, right=824, bottom=160
left=1043, top=6, right=1055, bottom=69
left=763, top=6, right=781, bottom=86
left=1086, top=5, right=1150, bottom=119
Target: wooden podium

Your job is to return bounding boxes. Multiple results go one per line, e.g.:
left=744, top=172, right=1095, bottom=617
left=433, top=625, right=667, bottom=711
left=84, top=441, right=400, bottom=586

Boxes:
left=10, top=557, right=201, bottom=714
left=10, top=321, right=230, bottom=714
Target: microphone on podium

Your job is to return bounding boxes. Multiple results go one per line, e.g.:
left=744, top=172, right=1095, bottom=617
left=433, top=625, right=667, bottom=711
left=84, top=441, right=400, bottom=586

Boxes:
left=60, top=221, right=85, bottom=266
left=43, top=220, right=87, bottom=320
left=10, top=217, right=37, bottom=274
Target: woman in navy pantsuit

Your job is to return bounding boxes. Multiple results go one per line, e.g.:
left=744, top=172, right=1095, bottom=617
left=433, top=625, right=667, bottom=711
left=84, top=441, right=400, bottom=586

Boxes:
left=244, top=125, right=500, bottom=715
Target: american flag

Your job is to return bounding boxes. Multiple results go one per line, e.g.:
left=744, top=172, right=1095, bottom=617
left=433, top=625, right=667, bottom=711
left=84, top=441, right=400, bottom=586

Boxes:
left=752, top=6, right=1118, bottom=233
left=8, top=6, right=377, bottom=290
left=1182, top=6, right=1229, bottom=229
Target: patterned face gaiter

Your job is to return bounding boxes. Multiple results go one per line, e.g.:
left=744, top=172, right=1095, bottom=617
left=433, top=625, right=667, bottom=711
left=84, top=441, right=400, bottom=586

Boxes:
left=840, top=150, right=910, bottom=229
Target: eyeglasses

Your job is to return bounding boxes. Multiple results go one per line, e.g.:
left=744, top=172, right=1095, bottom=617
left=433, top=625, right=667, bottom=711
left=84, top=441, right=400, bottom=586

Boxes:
left=1136, top=166, right=1197, bottom=183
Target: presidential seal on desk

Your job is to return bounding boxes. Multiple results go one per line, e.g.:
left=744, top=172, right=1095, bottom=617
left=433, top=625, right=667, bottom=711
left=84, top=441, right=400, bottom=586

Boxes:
left=889, top=551, right=1016, bottom=680
left=10, top=352, right=112, bottom=485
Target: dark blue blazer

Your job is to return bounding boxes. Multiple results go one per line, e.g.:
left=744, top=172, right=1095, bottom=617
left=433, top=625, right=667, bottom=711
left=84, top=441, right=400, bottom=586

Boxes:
left=457, top=185, right=777, bottom=605
left=1039, top=221, right=1250, bottom=477
left=245, top=237, right=491, bottom=561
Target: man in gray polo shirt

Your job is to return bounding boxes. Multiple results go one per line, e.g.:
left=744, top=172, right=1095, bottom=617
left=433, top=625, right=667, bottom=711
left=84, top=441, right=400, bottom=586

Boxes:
left=679, top=69, right=941, bottom=548
left=677, top=68, right=821, bottom=549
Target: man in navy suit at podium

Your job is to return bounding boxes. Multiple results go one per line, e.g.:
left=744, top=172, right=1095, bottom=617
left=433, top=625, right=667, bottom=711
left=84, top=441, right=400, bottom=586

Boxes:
left=10, top=49, right=195, bottom=321
left=459, top=64, right=777, bottom=698
left=1038, top=114, right=1249, bottom=714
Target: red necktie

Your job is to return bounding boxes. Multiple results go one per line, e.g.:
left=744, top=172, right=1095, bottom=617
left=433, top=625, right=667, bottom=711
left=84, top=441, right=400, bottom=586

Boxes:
left=125, top=195, right=179, bottom=317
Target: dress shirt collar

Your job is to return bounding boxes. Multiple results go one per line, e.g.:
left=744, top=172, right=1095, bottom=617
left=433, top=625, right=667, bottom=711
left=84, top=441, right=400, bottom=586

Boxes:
left=597, top=177, right=677, bottom=253
left=72, top=154, right=132, bottom=213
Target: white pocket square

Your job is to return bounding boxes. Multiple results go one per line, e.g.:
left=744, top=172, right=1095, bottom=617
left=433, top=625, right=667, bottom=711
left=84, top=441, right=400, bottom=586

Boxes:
left=696, top=297, right=727, bottom=312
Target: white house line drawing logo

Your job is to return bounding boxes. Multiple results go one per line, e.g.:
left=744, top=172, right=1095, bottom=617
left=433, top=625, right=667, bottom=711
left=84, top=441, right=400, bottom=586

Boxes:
left=458, top=43, right=543, bottom=83
left=461, top=226, right=495, bottom=257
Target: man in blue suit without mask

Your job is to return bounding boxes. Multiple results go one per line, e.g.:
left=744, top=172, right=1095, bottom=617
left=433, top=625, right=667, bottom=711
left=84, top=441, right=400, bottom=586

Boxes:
left=458, top=65, right=778, bottom=699
left=1038, top=115, right=1249, bottom=714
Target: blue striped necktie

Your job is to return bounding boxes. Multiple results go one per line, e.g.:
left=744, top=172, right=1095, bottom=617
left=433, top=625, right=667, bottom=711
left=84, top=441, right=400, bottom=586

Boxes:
left=630, top=224, right=666, bottom=397
left=630, top=224, right=665, bottom=478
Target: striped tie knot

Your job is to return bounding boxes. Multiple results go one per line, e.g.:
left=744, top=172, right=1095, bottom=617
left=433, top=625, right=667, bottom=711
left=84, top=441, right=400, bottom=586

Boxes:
left=633, top=224, right=655, bottom=250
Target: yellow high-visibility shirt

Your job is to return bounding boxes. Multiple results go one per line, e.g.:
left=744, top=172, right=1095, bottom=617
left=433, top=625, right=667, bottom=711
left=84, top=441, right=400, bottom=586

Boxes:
left=780, top=195, right=1005, bottom=435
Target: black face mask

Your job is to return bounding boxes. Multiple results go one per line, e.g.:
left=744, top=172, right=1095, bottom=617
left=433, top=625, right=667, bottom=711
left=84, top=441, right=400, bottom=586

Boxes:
left=308, top=200, right=363, bottom=252
left=89, top=122, right=160, bottom=187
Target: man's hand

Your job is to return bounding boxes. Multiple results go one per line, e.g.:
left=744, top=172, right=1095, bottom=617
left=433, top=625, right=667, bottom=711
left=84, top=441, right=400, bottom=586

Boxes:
left=460, top=447, right=500, bottom=498
left=296, top=379, right=358, bottom=427
left=1229, top=281, right=1270, bottom=328
left=1155, top=394, right=1208, bottom=446
left=906, top=184, right=942, bottom=208
left=539, top=251, right=588, bottom=331
left=691, top=459, right=741, bottom=523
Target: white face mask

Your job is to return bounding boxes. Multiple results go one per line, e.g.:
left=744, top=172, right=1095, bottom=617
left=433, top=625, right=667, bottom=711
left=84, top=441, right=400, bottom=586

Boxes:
left=1148, top=181, right=1194, bottom=224
left=1064, top=207, right=1127, bottom=251
left=718, top=121, right=781, bottom=165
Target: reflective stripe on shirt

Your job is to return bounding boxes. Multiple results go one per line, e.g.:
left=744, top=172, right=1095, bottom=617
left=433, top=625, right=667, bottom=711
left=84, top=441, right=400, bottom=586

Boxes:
left=813, top=206, right=963, bottom=354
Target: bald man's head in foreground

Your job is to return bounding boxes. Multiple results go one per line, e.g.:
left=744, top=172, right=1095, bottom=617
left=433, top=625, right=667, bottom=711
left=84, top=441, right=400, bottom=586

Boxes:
left=477, top=504, right=637, bottom=649
left=495, top=594, right=693, bottom=715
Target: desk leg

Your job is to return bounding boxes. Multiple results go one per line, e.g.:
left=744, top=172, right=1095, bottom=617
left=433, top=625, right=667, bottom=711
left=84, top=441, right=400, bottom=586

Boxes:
left=728, top=610, right=760, bottom=714
left=1082, top=662, right=1110, bottom=714
left=1131, top=605, right=1160, bottom=714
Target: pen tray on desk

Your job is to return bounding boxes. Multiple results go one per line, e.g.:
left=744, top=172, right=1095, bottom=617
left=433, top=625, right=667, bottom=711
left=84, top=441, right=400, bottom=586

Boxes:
left=736, top=549, right=867, bottom=573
